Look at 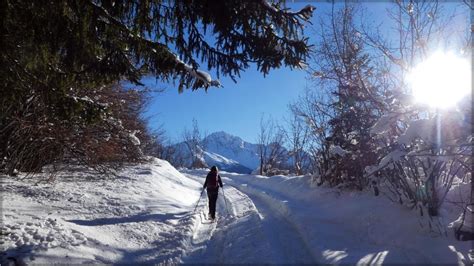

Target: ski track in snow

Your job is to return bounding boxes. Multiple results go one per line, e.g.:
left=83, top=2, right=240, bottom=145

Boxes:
left=181, top=170, right=471, bottom=265
left=181, top=172, right=318, bottom=264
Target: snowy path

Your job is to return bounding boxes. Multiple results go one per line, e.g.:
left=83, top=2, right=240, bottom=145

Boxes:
left=181, top=169, right=472, bottom=265
left=2, top=161, right=470, bottom=265
left=232, top=184, right=317, bottom=263
left=182, top=172, right=318, bottom=264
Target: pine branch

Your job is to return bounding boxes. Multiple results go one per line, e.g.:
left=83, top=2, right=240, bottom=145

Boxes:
left=86, top=0, right=221, bottom=90
left=261, top=1, right=316, bottom=23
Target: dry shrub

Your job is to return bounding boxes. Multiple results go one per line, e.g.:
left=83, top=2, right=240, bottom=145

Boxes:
left=1, top=84, right=152, bottom=177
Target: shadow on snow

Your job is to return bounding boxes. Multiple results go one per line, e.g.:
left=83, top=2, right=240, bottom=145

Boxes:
left=67, top=211, right=189, bottom=226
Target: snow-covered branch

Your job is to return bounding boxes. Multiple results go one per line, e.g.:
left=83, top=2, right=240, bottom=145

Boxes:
left=261, top=1, right=316, bottom=22
left=329, top=145, right=348, bottom=157
left=175, top=57, right=221, bottom=89
left=89, top=1, right=221, bottom=90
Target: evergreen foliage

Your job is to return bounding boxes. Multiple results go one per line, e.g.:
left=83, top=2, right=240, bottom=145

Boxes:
left=0, top=0, right=315, bottom=175
left=300, top=5, right=386, bottom=189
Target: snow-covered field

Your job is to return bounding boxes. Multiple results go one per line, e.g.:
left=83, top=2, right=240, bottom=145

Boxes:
left=1, top=158, right=472, bottom=264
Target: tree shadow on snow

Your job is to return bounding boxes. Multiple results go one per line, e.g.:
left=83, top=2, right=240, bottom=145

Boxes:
left=67, top=211, right=189, bottom=226
left=0, top=244, right=36, bottom=265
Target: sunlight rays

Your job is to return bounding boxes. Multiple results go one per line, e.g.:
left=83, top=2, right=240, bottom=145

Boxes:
left=408, top=51, right=471, bottom=109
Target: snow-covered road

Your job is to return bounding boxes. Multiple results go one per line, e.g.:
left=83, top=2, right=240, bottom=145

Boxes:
left=181, top=169, right=472, bottom=265
left=182, top=179, right=317, bottom=264
left=2, top=159, right=471, bottom=265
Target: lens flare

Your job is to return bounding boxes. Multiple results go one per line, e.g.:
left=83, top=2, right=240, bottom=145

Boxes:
left=408, top=51, right=471, bottom=109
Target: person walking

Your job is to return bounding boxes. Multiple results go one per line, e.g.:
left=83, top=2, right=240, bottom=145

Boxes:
left=203, top=166, right=223, bottom=220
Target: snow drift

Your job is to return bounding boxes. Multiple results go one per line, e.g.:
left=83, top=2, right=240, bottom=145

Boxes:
left=1, top=158, right=202, bottom=264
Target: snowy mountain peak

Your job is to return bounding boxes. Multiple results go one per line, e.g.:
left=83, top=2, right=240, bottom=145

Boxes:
left=204, top=132, right=260, bottom=170
left=205, top=131, right=246, bottom=149
left=171, top=131, right=292, bottom=174
left=170, top=131, right=259, bottom=173
left=206, top=131, right=237, bottom=140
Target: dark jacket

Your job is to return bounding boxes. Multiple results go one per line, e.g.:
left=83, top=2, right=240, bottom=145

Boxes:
left=203, top=171, right=223, bottom=190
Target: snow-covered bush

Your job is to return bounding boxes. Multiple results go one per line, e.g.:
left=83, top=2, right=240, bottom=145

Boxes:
left=368, top=100, right=472, bottom=222
left=450, top=204, right=474, bottom=241
left=345, top=0, right=474, bottom=235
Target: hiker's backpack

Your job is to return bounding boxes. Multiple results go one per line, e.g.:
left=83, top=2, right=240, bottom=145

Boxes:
left=207, top=172, right=219, bottom=189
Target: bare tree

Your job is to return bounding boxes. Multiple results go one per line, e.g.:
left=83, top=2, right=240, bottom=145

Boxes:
left=142, top=124, right=167, bottom=158
left=166, top=144, right=187, bottom=168
left=283, top=114, right=311, bottom=175
left=359, top=1, right=472, bottom=222
left=256, top=114, right=289, bottom=176
left=256, top=114, right=273, bottom=175
left=360, top=1, right=458, bottom=87
left=182, top=118, right=207, bottom=169
left=266, top=126, right=288, bottom=175
left=290, top=88, right=334, bottom=184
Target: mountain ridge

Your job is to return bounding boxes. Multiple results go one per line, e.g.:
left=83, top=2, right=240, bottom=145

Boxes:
left=170, top=131, right=260, bottom=173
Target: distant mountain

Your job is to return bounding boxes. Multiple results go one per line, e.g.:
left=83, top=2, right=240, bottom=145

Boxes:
left=172, top=131, right=312, bottom=174
left=203, top=131, right=260, bottom=170
left=170, top=131, right=296, bottom=174
left=203, top=151, right=253, bottom=174
left=170, top=131, right=259, bottom=174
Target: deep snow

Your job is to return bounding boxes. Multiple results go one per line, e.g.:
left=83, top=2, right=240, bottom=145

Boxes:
left=1, top=158, right=472, bottom=264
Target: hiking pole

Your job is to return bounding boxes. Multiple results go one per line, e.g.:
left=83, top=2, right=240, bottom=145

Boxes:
left=221, top=186, right=230, bottom=216
left=193, top=187, right=205, bottom=214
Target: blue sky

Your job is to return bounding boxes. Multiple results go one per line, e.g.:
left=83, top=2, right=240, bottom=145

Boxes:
left=142, top=65, right=307, bottom=143
left=142, top=2, right=315, bottom=143
left=141, top=1, right=469, bottom=144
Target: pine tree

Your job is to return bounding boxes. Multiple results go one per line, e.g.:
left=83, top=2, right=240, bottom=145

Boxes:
left=308, top=5, right=385, bottom=189
left=0, top=0, right=316, bottom=174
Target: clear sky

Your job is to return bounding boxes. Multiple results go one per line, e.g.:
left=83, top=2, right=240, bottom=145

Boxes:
left=141, top=1, right=469, bottom=144
left=142, top=64, right=307, bottom=144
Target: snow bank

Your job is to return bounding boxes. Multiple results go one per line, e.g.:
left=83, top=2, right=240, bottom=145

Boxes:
left=1, top=157, right=202, bottom=265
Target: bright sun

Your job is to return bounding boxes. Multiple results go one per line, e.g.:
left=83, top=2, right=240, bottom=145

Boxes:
left=408, top=51, right=471, bottom=109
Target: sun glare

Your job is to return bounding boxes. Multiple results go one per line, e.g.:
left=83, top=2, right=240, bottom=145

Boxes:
left=408, top=51, right=471, bottom=109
